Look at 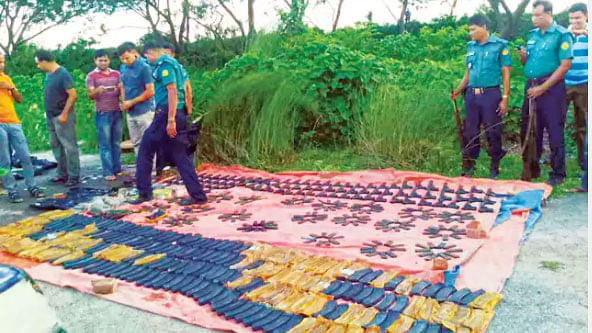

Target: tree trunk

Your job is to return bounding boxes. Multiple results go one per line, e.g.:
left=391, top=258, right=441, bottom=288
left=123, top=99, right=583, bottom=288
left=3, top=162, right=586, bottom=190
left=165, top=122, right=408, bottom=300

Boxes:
left=246, top=0, right=256, bottom=50
left=488, top=0, right=531, bottom=39
left=332, top=0, right=345, bottom=31
left=449, top=0, right=458, bottom=16
left=398, top=0, right=408, bottom=34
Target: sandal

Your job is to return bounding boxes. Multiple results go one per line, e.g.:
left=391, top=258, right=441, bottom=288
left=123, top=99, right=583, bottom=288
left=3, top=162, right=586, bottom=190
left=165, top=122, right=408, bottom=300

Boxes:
left=8, top=192, right=24, bottom=203
left=28, top=186, right=45, bottom=199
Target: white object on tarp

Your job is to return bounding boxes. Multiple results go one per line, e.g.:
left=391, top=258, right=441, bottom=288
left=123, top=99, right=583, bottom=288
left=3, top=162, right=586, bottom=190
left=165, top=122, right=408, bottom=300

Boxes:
left=0, top=265, right=63, bottom=333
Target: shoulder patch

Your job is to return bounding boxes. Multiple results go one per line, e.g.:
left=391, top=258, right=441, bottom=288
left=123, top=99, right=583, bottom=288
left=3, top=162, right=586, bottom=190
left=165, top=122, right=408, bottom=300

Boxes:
left=162, top=69, right=169, bottom=77
left=502, top=48, right=509, bottom=56
left=561, top=42, right=570, bottom=50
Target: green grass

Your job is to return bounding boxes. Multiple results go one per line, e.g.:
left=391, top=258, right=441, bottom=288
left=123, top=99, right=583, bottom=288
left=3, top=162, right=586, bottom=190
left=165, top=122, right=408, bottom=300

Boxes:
left=539, top=260, right=565, bottom=272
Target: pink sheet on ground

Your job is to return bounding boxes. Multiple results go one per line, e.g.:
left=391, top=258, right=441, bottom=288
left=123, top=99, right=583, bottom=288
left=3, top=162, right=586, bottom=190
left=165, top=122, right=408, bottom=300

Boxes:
left=0, top=164, right=551, bottom=332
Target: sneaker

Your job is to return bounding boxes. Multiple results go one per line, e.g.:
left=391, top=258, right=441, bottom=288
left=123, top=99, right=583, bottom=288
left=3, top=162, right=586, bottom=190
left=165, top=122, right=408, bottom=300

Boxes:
left=28, top=186, right=45, bottom=198
left=8, top=192, right=24, bottom=203
left=105, top=175, right=117, bottom=181
left=65, top=178, right=80, bottom=187
left=51, top=176, right=67, bottom=184
left=126, top=196, right=153, bottom=205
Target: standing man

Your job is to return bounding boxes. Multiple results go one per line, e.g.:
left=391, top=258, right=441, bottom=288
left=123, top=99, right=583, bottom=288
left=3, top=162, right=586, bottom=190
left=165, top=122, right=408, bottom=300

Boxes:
left=117, top=42, right=155, bottom=155
left=451, top=14, right=511, bottom=179
left=518, top=1, right=573, bottom=185
left=35, top=50, right=80, bottom=187
left=86, top=49, right=122, bottom=181
left=0, top=54, right=45, bottom=202
left=565, top=3, right=588, bottom=172
left=131, top=42, right=206, bottom=205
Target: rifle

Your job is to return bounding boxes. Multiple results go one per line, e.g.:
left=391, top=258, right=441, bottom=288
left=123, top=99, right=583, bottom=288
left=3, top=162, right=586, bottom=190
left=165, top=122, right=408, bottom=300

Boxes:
left=449, top=86, right=465, bottom=151
left=521, top=98, right=538, bottom=181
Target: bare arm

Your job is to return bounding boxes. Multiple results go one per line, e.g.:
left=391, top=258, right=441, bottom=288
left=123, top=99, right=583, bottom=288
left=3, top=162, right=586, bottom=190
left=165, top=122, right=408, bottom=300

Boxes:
left=541, top=59, right=571, bottom=89
left=129, top=83, right=154, bottom=105
left=184, top=80, right=193, bottom=116
left=62, top=89, right=77, bottom=116
left=10, top=87, right=22, bottom=104
left=87, top=86, right=102, bottom=100
left=527, top=59, right=572, bottom=98
left=119, top=83, right=125, bottom=101
left=166, top=83, right=178, bottom=138
left=452, top=69, right=469, bottom=98
left=501, top=66, right=511, bottom=98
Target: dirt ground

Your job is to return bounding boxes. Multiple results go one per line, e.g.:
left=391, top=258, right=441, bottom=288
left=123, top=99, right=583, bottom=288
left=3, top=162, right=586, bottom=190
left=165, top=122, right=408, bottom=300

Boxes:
left=0, top=153, right=587, bottom=333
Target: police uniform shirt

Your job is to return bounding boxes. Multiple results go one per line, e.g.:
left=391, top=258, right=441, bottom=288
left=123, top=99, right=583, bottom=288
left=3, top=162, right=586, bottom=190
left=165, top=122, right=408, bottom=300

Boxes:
left=466, top=35, right=512, bottom=88
left=153, top=54, right=186, bottom=109
left=524, top=21, right=574, bottom=79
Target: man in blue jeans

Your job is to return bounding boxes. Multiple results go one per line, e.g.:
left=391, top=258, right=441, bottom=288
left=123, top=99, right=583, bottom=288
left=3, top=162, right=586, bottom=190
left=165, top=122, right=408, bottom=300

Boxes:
left=86, top=49, right=122, bottom=181
left=0, top=54, right=45, bottom=202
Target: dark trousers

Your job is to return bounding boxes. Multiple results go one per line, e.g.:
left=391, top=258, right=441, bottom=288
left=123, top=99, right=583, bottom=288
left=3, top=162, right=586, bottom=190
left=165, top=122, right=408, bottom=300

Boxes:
left=566, top=84, right=587, bottom=170
left=521, top=79, right=567, bottom=180
left=462, top=88, right=505, bottom=163
left=135, top=106, right=205, bottom=201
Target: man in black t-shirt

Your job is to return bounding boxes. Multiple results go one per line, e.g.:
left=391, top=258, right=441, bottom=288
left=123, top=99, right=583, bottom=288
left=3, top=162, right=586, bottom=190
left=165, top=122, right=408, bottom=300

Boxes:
left=35, top=50, right=80, bottom=186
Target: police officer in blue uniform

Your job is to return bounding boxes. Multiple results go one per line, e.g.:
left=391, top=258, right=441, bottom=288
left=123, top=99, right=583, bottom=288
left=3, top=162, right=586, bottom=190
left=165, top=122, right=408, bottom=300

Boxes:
left=518, top=0, right=573, bottom=185
left=131, top=42, right=207, bottom=205
left=452, top=15, right=512, bottom=178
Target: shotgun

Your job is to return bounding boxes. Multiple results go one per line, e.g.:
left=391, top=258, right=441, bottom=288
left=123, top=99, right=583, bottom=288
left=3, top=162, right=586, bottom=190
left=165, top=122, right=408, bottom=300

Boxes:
left=449, top=86, right=465, bottom=151
left=521, top=98, right=538, bottom=181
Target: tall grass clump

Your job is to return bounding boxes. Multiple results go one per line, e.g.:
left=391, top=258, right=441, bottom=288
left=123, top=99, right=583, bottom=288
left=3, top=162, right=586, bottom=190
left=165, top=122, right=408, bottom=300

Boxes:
left=356, top=84, right=459, bottom=173
left=200, top=72, right=315, bottom=166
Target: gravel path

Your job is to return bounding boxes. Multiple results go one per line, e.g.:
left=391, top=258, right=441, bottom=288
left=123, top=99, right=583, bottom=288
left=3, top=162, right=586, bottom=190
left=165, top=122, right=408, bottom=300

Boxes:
left=0, top=154, right=587, bottom=333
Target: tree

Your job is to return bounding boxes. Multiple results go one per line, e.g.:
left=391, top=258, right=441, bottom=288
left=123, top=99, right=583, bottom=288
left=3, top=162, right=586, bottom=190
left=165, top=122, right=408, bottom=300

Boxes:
left=120, top=0, right=191, bottom=54
left=382, top=0, right=435, bottom=33
left=331, top=0, right=346, bottom=31
left=487, top=0, right=531, bottom=39
left=441, top=0, right=459, bottom=17
left=0, top=0, right=117, bottom=57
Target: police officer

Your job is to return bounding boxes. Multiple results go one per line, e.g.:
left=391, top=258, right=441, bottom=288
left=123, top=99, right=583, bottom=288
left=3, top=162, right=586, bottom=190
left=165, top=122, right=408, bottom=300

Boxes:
left=451, top=15, right=511, bottom=179
left=518, top=0, right=573, bottom=185
left=131, top=42, right=207, bottom=205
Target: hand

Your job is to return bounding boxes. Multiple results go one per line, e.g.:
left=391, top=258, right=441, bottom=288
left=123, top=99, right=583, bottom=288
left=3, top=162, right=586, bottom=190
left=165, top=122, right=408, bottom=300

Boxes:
left=450, top=89, right=461, bottom=100
left=186, top=106, right=192, bottom=116
left=121, top=100, right=133, bottom=111
left=166, top=120, right=177, bottom=138
left=96, top=86, right=105, bottom=93
left=517, top=48, right=527, bottom=59
left=527, top=85, right=546, bottom=98
left=498, top=99, right=508, bottom=116
left=0, top=81, right=13, bottom=89
left=58, top=112, right=68, bottom=124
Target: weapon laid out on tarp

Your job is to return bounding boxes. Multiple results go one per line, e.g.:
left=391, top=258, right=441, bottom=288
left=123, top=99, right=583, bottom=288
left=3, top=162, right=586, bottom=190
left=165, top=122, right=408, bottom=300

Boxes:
left=521, top=98, right=538, bottom=181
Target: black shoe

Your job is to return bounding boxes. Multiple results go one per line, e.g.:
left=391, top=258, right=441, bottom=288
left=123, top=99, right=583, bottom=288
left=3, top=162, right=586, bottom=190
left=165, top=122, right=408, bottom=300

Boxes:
left=179, top=195, right=208, bottom=206
left=127, top=196, right=153, bottom=205
left=489, top=160, right=501, bottom=179
left=461, top=158, right=475, bottom=177
left=545, top=177, right=564, bottom=186
left=65, top=178, right=80, bottom=187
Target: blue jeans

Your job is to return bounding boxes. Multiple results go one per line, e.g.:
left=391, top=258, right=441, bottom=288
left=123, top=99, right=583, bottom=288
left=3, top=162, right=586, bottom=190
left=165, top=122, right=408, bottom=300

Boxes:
left=95, top=111, right=122, bottom=176
left=0, top=123, right=36, bottom=193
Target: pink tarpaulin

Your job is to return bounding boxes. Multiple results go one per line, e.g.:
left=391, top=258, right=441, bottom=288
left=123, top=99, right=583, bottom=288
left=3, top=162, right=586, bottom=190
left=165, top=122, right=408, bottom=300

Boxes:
left=0, top=164, right=551, bottom=332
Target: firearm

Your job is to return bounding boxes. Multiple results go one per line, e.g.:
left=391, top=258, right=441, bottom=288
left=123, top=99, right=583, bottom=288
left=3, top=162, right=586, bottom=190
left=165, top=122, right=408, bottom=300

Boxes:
left=521, top=98, right=538, bottom=181
left=449, top=86, right=465, bottom=151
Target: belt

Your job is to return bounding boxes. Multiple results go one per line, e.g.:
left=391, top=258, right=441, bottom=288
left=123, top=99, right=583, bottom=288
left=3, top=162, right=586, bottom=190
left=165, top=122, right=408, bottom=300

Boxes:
left=468, top=86, right=499, bottom=96
left=527, top=75, right=552, bottom=86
